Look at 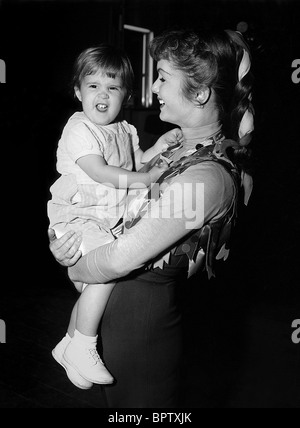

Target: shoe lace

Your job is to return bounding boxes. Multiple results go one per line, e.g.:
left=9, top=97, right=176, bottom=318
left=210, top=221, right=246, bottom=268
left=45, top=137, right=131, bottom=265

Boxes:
left=88, top=348, right=103, bottom=365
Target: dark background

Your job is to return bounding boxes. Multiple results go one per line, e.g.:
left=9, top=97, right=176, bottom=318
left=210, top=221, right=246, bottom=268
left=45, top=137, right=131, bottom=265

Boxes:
left=0, top=0, right=299, bottom=408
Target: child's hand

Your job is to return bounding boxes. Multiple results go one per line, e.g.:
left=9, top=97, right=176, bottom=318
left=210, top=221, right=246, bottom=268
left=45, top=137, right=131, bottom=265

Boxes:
left=148, top=159, right=169, bottom=183
left=154, top=128, right=184, bottom=153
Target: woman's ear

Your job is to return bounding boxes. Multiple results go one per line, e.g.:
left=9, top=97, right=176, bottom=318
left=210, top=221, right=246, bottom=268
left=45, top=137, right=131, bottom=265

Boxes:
left=75, top=87, right=82, bottom=102
left=195, top=85, right=211, bottom=107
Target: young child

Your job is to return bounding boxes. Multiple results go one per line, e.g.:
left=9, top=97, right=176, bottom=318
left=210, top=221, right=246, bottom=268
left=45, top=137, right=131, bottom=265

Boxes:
left=47, top=44, right=182, bottom=389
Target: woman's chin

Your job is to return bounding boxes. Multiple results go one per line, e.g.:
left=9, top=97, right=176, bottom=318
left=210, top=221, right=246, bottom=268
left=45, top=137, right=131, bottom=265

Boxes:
left=159, top=110, right=171, bottom=123
left=159, top=113, right=177, bottom=126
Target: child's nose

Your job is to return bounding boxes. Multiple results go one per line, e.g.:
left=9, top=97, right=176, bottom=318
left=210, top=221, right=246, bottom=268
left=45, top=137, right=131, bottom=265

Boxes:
left=100, top=90, right=109, bottom=99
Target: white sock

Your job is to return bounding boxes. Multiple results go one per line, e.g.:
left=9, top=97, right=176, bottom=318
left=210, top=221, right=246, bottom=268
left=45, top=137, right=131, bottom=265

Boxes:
left=72, top=329, right=98, bottom=348
left=65, top=332, right=72, bottom=341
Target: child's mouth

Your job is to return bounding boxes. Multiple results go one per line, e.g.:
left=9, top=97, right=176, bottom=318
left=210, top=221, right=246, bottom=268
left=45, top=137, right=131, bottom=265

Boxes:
left=96, top=103, right=108, bottom=112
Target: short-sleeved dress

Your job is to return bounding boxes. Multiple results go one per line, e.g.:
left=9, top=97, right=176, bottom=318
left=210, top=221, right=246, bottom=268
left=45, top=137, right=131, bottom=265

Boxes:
left=47, top=111, right=140, bottom=254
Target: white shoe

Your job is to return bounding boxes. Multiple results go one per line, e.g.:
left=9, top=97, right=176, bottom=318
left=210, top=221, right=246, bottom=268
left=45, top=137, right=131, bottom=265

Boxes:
left=52, top=336, right=93, bottom=390
left=64, top=340, right=114, bottom=385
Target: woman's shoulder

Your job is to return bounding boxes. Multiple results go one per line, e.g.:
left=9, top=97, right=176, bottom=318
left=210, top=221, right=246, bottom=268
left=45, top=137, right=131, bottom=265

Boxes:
left=167, top=160, right=236, bottom=217
left=175, top=159, right=234, bottom=187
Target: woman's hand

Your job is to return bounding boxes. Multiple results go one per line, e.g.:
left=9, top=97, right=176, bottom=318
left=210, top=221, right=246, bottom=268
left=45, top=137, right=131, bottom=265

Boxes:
left=48, top=229, right=82, bottom=267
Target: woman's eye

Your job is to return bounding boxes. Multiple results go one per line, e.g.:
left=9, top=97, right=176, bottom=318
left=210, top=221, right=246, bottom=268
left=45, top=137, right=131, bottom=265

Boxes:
left=159, top=77, right=166, bottom=83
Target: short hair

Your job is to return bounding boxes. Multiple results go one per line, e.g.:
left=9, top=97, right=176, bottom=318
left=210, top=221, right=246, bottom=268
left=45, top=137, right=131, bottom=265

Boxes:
left=72, top=44, right=134, bottom=101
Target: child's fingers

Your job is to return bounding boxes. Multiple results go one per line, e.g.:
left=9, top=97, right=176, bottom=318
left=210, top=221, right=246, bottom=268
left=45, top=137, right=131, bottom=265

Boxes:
left=177, top=133, right=184, bottom=142
left=174, top=128, right=184, bottom=142
left=166, top=128, right=184, bottom=145
left=156, top=158, right=169, bottom=169
left=161, top=143, right=170, bottom=151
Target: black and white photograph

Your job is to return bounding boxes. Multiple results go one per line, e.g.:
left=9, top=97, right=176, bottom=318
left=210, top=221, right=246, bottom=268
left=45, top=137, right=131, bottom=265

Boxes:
left=0, top=0, right=299, bottom=413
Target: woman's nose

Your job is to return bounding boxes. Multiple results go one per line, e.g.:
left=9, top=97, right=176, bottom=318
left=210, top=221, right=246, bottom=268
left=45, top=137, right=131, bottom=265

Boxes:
left=152, top=78, right=160, bottom=94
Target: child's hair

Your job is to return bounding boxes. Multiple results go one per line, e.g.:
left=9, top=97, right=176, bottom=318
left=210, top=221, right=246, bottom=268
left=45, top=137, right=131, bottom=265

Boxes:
left=72, top=44, right=134, bottom=102
left=150, top=29, right=254, bottom=172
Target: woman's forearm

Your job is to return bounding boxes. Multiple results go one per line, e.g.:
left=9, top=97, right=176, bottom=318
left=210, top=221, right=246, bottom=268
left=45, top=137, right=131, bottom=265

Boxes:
left=68, top=164, right=231, bottom=284
left=68, top=216, right=191, bottom=284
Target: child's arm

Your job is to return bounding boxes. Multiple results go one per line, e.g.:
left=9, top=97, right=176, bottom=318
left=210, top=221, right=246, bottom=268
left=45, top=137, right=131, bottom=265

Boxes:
left=135, top=128, right=183, bottom=168
left=77, top=154, right=167, bottom=189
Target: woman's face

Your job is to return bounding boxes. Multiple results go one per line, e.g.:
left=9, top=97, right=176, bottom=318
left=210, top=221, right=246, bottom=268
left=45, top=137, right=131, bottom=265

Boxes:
left=152, top=59, right=197, bottom=128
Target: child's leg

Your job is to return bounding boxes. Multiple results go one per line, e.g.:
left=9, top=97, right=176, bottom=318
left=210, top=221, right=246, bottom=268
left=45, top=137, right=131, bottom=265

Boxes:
left=76, top=282, right=115, bottom=337
left=66, top=281, right=114, bottom=338
left=52, top=222, right=115, bottom=384
left=67, top=300, right=79, bottom=338
left=63, top=282, right=116, bottom=384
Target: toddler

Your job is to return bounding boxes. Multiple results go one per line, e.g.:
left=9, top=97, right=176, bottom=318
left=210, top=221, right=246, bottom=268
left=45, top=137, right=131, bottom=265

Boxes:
left=47, top=44, right=182, bottom=389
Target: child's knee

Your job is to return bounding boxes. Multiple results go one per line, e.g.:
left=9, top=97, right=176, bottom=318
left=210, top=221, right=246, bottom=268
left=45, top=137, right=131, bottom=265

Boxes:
left=74, top=281, right=85, bottom=293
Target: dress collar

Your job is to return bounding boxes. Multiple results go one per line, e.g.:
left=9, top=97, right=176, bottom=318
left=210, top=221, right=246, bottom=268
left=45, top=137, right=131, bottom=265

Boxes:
left=182, top=121, right=223, bottom=146
left=172, top=121, right=223, bottom=162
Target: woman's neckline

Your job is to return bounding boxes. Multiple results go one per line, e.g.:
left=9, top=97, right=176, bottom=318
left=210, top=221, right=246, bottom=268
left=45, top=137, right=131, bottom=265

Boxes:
left=170, top=121, right=223, bottom=162
left=181, top=121, right=222, bottom=146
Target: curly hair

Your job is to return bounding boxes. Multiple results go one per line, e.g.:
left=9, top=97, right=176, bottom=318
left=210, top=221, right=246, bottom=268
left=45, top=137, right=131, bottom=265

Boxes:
left=150, top=29, right=254, bottom=171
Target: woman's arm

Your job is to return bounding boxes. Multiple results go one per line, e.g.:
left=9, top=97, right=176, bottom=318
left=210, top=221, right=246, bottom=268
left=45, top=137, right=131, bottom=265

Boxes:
left=68, top=216, right=188, bottom=284
left=68, top=163, right=233, bottom=284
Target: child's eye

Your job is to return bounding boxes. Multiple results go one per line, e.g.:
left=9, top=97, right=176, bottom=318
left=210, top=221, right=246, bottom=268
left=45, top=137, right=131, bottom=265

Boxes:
left=89, top=84, right=97, bottom=89
left=109, top=87, right=119, bottom=91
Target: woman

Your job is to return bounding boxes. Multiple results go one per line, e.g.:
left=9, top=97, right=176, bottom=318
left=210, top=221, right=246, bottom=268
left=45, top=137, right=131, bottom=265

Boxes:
left=49, top=28, right=254, bottom=408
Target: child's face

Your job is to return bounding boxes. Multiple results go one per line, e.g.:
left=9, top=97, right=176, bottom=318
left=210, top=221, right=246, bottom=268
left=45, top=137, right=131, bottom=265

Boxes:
left=75, top=69, right=126, bottom=126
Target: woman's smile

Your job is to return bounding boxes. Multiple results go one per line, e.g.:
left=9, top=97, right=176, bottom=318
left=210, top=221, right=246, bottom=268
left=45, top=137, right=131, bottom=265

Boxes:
left=158, top=98, right=166, bottom=108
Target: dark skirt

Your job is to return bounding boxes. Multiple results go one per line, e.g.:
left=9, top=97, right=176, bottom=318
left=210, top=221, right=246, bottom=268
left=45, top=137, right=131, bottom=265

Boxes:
left=101, top=254, right=188, bottom=408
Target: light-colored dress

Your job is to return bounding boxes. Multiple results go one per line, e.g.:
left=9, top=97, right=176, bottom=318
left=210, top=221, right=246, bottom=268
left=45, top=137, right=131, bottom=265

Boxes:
left=47, top=111, right=140, bottom=254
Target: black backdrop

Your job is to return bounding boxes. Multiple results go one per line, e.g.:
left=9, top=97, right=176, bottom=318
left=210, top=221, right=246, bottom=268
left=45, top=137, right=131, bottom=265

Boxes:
left=0, top=0, right=299, bottom=409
